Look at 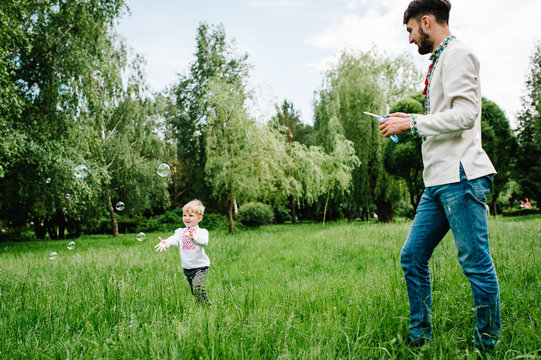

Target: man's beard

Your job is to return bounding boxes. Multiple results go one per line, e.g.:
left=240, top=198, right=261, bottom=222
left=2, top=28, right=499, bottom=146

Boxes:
left=417, top=27, right=434, bottom=55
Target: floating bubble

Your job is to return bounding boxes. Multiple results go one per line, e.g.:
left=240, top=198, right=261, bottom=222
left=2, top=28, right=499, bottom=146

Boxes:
left=136, top=232, right=146, bottom=242
left=91, top=69, right=103, bottom=81
left=49, top=251, right=57, bottom=260
left=58, top=84, right=70, bottom=95
left=115, top=201, right=125, bottom=211
left=62, top=207, right=67, bottom=213
left=67, top=241, right=76, bottom=250
left=65, top=193, right=70, bottom=199
left=46, top=177, right=51, bottom=184
left=157, top=163, right=171, bottom=177
left=1, top=227, right=5, bottom=233
left=74, top=164, right=88, bottom=179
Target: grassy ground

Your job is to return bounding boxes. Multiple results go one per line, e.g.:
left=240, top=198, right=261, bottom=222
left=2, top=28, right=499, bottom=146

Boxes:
left=0, top=216, right=540, bottom=359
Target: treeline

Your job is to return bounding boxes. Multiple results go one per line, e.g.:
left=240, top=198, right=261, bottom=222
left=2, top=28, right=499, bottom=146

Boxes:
left=1, top=1, right=539, bottom=239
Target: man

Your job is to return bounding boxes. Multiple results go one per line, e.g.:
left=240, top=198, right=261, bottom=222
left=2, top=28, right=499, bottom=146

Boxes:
left=378, top=0, right=500, bottom=351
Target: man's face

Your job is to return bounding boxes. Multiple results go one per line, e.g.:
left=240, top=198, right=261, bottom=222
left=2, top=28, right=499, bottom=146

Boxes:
left=406, top=17, right=434, bottom=55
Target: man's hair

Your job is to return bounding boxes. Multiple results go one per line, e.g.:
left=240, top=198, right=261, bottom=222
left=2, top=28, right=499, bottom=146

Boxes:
left=183, top=199, right=205, bottom=216
left=403, top=0, right=451, bottom=25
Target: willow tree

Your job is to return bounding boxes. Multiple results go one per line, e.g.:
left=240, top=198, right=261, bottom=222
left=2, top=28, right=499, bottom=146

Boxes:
left=172, top=23, right=251, bottom=206
left=204, top=78, right=288, bottom=233
left=314, top=50, right=420, bottom=221
left=320, top=117, right=360, bottom=226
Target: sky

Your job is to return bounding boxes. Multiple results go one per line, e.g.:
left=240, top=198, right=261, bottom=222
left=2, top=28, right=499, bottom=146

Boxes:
left=116, top=0, right=541, bottom=127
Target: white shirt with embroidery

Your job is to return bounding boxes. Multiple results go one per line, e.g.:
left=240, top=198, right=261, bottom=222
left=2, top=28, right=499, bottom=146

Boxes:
left=163, top=226, right=210, bottom=269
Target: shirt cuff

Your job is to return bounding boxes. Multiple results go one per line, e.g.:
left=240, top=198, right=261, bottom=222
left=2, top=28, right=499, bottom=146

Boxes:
left=410, top=115, right=420, bottom=138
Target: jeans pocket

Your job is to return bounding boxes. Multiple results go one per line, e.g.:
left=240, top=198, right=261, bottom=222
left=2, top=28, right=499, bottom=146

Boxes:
left=472, top=176, right=492, bottom=203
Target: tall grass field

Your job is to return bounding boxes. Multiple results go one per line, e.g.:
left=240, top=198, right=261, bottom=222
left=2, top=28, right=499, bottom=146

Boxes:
left=1, top=216, right=540, bottom=359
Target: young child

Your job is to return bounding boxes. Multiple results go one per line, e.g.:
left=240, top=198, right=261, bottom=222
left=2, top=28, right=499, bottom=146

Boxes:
left=155, top=199, right=211, bottom=305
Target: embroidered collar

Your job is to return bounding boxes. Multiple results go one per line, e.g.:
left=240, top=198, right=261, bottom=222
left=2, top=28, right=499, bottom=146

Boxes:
left=429, top=35, right=455, bottom=62
left=423, top=35, right=456, bottom=117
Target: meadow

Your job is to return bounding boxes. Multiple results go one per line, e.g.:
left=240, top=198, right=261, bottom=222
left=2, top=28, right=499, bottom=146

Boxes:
left=0, top=216, right=540, bottom=359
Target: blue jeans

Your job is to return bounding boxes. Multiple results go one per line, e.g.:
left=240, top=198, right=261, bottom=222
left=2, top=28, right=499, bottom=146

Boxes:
left=400, top=166, right=500, bottom=349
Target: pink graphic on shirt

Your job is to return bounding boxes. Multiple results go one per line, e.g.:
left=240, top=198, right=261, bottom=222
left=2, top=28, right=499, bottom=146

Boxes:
left=181, top=227, right=198, bottom=250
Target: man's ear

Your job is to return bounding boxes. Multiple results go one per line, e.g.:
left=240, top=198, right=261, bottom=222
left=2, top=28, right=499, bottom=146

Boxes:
left=421, top=14, right=432, bottom=31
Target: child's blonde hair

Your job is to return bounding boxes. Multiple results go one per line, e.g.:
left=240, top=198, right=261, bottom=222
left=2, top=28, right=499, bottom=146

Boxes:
left=183, top=199, right=205, bottom=216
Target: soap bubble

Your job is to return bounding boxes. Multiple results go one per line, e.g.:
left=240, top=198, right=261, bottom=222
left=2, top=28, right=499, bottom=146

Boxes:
left=74, top=164, right=88, bottom=179
left=49, top=251, right=57, bottom=260
left=67, top=241, right=76, bottom=250
left=157, top=163, right=171, bottom=177
left=62, top=207, right=67, bottom=213
left=58, top=84, right=70, bottom=95
left=65, top=193, right=70, bottom=199
left=91, top=70, right=103, bottom=81
left=115, top=201, right=125, bottom=211
left=46, top=177, right=51, bottom=184
left=136, top=232, right=146, bottom=242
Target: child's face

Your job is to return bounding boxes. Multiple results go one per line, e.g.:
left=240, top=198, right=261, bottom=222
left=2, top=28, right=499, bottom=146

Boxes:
left=183, top=211, right=203, bottom=228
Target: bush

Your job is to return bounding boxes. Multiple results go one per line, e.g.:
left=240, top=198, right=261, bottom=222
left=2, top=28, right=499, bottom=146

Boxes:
left=502, top=207, right=540, bottom=217
left=237, top=202, right=274, bottom=228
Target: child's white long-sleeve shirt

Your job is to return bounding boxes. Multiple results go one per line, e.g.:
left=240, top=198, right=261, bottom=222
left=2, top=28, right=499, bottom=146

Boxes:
left=163, top=226, right=210, bottom=269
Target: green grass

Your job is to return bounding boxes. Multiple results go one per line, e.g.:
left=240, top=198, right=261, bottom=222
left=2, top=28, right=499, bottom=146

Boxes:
left=0, top=216, right=540, bottom=359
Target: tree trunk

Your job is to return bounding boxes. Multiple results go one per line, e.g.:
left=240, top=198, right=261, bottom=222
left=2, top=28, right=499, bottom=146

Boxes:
left=376, top=199, right=394, bottom=223
left=289, top=195, right=297, bottom=224
left=58, top=219, right=65, bottom=240
left=322, top=189, right=330, bottom=227
left=108, top=195, right=119, bottom=237
left=46, top=218, right=57, bottom=240
left=34, top=219, right=47, bottom=239
left=346, top=205, right=353, bottom=222
left=228, top=183, right=235, bottom=234
left=361, top=208, right=369, bottom=221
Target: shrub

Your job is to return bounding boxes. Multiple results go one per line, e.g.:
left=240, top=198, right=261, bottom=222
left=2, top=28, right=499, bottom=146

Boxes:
left=502, top=207, right=540, bottom=217
left=237, top=202, right=274, bottom=228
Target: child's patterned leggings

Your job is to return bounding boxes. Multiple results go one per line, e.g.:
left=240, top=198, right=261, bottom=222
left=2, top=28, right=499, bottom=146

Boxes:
left=183, top=266, right=211, bottom=305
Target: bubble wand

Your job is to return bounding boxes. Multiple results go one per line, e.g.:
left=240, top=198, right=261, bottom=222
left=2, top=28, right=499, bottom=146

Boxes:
left=364, top=111, right=399, bottom=143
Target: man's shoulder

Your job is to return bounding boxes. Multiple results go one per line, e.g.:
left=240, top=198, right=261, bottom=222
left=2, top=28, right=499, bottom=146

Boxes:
left=445, top=39, right=476, bottom=56
left=441, top=39, right=479, bottom=66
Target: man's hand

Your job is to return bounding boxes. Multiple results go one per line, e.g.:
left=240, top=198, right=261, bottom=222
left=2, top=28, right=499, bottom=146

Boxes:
left=154, top=237, right=167, bottom=252
left=379, top=112, right=411, bottom=137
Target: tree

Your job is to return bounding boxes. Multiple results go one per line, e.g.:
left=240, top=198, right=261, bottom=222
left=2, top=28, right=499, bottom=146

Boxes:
left=0, top=0, right=129, bottom=238
left=480, top=98, right=517, bottom=215
left=314, top=50, right=420, bottom=221
left=0, top=0, right=29, bottom=179
left=0, top=0, right=170, bottom=238
left=383, top=96, right=425, bottom=212
left=271, top=99, right=313, bottom=146
left=171, top=22, right=251, bottom=207
left=515, top=41, right=541, bottom=203
left=204, top=78, right=288, bottom=233
left=269, top=100, right=314, bottom=222
left=319, top=117, right=360, bottom=226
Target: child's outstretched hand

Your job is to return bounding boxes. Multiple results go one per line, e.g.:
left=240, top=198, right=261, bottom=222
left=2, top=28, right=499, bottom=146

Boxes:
left=154, top=237, right=167, bottom=252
